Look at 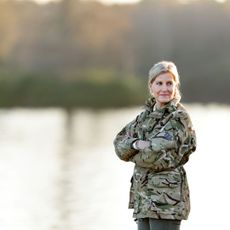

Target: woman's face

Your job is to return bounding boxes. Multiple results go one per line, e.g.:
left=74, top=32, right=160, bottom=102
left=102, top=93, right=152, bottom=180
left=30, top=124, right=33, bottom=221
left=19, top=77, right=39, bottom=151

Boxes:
left=149, top=72, right=176, bottom=107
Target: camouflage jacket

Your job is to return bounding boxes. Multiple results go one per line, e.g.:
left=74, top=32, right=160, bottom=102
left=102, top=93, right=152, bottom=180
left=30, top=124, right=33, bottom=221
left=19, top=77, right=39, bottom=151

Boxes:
left=113, top=98, right=196, bottom=220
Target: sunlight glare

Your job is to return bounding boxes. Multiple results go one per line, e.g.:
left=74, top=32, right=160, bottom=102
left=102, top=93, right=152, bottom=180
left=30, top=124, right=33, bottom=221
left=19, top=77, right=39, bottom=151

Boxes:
left=29, top=0, right=227, bottom=5
left=97, top=0, right=141, bottom=5
left=31, top=0, right=141, bottom=5
left=215, top=0, right=226, bottom=3
left=31, top=0, right=59, bottom=4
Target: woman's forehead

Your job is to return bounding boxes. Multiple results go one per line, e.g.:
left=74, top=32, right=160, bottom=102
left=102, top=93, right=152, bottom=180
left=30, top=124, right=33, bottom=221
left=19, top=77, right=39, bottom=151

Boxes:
left=154, top=72, right=175, bottom=81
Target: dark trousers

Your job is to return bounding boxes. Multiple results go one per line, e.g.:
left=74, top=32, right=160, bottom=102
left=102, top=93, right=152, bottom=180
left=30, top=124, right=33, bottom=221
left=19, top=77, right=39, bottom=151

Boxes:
left=137, top=218, right=181, bottom=230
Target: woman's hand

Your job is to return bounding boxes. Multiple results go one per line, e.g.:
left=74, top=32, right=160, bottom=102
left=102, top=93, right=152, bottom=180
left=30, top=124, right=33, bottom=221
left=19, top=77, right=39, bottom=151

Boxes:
left=132, top=140, right=150, bottom=150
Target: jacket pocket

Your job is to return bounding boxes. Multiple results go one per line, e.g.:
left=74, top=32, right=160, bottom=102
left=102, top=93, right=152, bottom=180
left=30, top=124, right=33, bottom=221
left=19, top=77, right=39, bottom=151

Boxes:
left=128, top=176, right=135, bottom=209
left=147, top=170, right=181, bottom=206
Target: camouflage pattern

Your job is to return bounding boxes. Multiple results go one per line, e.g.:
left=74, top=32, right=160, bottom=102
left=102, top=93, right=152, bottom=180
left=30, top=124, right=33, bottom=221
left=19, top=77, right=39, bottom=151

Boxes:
left=113, top=98, right=196, bottom=220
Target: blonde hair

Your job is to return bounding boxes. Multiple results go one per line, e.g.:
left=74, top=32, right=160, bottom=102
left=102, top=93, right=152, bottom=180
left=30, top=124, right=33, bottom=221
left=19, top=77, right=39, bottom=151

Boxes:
left=148, top=61, right=181, bottom=101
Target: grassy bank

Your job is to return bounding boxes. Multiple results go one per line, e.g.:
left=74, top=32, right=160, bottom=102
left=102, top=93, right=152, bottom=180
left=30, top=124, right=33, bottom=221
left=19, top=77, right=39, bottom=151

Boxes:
left=0, top=72, right=148, bottom=109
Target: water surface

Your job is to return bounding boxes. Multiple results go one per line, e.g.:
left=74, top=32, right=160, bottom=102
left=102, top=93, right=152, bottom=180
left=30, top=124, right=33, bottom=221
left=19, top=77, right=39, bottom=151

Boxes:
left=0, top=104, right=229, bottom=230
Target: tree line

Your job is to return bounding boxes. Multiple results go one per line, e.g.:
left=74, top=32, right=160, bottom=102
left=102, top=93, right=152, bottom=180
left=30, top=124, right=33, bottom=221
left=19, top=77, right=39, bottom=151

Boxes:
left=0, top=0, right=230, bottom=108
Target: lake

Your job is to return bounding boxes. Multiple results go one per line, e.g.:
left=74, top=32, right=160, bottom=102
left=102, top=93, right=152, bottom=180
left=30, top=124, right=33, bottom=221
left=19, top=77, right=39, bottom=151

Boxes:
left=0, top=104, right=229, bottom=230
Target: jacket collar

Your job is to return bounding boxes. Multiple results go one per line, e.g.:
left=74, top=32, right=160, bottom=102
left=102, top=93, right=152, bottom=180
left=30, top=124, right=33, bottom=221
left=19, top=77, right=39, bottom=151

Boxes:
left=144, top=97, right=179, bottom=115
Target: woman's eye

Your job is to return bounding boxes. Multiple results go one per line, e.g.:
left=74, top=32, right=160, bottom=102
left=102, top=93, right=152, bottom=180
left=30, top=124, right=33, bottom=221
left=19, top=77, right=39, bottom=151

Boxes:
left=156, top=82, right=162, bottom=86
left=167, top=82, right=173, bottom=86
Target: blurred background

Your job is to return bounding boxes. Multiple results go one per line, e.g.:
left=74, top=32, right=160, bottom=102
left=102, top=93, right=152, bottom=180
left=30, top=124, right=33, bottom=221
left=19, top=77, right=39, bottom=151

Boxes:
left=0, top=0, right=230, bottom=229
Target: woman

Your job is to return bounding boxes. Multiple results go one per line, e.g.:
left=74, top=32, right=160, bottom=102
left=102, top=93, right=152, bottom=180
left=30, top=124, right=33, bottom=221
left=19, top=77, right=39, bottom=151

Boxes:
left=113, top=61, right=196, bottom=230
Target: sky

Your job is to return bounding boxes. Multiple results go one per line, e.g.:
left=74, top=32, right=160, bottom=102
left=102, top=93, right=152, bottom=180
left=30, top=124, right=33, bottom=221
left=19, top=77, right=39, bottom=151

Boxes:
left=32, top=0, right=141, bottom=5
left=30, top=0, right=227, bottom=5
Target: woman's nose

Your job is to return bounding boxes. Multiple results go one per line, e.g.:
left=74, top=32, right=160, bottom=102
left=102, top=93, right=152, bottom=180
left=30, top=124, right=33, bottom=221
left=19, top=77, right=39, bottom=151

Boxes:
left=161, top=84, right=168, bottom=91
